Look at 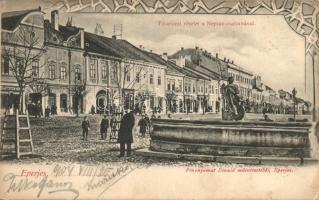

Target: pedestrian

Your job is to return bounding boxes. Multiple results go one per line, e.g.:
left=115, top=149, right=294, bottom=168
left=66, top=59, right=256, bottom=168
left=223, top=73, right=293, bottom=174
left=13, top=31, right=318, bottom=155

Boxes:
left=82, top=116, right=90, bottom=141
left=110, top=115, right=117, bottom=130
left=138, top=115, right=147, bottom=138
left=45, top=106, right=50, bottom=119
left=144, top=114, right=151, bottom=135
left=100, top=115, right=109, bottom=140
left=91, top=105, right=95, bottom=115
left=118, top=109, right=135, bottom=157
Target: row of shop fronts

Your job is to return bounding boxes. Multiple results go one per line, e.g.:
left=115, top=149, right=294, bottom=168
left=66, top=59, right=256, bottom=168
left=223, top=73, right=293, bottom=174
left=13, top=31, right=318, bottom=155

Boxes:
left=0, top=85, right=223, bottom=115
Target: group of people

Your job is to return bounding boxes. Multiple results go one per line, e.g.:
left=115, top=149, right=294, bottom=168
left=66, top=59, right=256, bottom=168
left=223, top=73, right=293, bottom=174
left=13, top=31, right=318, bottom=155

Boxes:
left=81, top=110, right=153, bottom=157
left=44, top=105, right=57, bottom=118
left=27, top=102, right=43, bottom=118
left=137, top=114, right=151, bottom=138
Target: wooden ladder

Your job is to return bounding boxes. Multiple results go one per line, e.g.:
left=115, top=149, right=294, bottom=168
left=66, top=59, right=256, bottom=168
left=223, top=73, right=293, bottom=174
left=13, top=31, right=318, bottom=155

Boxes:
left=1, top=109, right=34, bottom=159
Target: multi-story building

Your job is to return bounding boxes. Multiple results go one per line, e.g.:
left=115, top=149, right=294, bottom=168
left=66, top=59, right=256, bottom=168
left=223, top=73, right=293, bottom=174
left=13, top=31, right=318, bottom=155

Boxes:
left=1, top=8, right=46, bottom=114
left=1, top=8, right=167, bottom=115
left=43, top=12, right=86, bottom=115
left=83, top=32, right=167, bottom=114
left=169, top=47, right=229, bottom=113
left=227, top=61, right=254, bottom=100
left=2, top=8, right=309, bottom=117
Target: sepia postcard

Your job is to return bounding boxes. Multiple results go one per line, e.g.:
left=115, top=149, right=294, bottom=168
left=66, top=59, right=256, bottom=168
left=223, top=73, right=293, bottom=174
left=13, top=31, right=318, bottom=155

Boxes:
left=0, top=0, right=319, bottom=199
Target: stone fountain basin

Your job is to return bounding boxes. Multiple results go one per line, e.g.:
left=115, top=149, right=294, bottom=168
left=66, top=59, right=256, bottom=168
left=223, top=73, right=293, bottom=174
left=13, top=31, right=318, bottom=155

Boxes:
left=149, top=119, right=314, bottom=158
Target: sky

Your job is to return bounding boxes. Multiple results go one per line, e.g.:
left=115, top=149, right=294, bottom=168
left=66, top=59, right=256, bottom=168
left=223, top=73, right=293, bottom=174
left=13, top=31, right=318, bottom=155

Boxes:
left=61, top=13, right=306, bottom=97
left=1, top=0, right=306, bottom=98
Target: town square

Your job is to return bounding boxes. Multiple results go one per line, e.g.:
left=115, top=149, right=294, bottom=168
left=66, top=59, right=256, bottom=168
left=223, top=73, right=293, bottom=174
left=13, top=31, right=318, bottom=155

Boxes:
left=0, top=0, right=319, bottom=199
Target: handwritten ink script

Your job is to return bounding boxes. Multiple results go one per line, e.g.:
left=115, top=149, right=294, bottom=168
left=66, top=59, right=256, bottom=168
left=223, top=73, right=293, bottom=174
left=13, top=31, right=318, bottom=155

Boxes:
left=2, top=164, right=141, bottom=199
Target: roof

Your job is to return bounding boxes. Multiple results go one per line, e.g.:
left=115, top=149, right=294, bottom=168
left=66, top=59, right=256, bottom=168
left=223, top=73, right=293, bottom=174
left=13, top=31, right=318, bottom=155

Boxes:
left=2, top=8, right=41, bottom=31
left=169, top=48, right=228, bottom=80
left=59, top=25, right=81, bottom=40
left=144, top=52, right=184, bottom=76
left=227, top=62, right=253, bottom=76
left=84, top=32, right=164, bottom=65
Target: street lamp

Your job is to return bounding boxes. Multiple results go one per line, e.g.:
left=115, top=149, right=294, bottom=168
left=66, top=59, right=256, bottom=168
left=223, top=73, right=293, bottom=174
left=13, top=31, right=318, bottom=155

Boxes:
left=312, top=51, right=317, bottom=122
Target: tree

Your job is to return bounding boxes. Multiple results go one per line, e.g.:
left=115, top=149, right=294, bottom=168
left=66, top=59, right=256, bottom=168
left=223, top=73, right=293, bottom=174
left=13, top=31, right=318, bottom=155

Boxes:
left=110, top=60, right=148, bottom=113
left=2, top=22, right=46, bottom=113
left=165, top=90, right=177, bottom=113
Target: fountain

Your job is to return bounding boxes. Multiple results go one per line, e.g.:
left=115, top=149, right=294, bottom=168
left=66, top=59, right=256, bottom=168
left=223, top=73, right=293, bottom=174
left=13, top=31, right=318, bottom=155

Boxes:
left=136, top=78, right=319, bottom=165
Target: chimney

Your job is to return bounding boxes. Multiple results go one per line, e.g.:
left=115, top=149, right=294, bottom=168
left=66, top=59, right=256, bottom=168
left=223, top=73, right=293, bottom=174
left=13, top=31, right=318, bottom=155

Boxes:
left=216, top=53, right=218, bottom=58
left=181, top=47, right=184, bottom=51
left=80, top=28, right=84, bottom=49
left=195, top=46, right=199, bottom=50
left=231, top=60, right=234, bottom=64
left=112, top=35, right=117, bottom=40
left=51, top=10, right=59, bottom=31
left=139, top=45, right=143, bottom=49
left=161, top=52, right=168, bottom=61
left=66, top=17, right=73, bottom=27
left=227, top=59, right=229, bottom=63
left=150, top=50, right=153, bottom=53
left=224, top=57, right=226, bottom=61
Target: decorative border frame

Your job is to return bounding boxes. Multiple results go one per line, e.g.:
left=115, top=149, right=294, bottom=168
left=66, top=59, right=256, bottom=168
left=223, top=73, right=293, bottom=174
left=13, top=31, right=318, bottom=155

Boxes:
left=42, top=0, right=318, bottom=53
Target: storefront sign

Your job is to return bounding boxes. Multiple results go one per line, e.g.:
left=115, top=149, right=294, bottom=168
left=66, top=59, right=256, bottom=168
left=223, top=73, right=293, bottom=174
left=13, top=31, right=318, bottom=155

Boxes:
left=1, top=86, right=20, bottom=92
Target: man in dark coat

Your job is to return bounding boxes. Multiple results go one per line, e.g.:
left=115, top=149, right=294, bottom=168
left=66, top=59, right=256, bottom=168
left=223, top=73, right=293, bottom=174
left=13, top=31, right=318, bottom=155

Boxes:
left=100, top=115, right=109, bottom=140
left=138, top=116, right=147, bottom=138
left=118, top=110, right=135, bottom=157
left=82, top=116, right=90, bottom=141
left=45, top=106, right=50, bottom=119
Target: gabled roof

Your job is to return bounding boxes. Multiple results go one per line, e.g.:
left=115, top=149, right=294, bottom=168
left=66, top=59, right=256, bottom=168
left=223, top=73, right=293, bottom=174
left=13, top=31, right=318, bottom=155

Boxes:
left=169, top=48, right=228, bottom=80
left=227, top=62, right=253, bottom=76
left=143, top=52, right=184, bottom=76
left=84, top=32, right=165, bottom=65
left=2, top=8, right=41, bottom=31
left=181, top=66, right=209, bottom=80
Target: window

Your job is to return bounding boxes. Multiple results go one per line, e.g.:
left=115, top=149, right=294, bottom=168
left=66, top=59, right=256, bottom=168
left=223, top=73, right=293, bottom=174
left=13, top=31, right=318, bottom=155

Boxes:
left=49, top=65, right=55, bottom=79
left=167, top=82, right=171, bottom=91
left=60, top=66, right=66, bottom=80
left=126, top=73, right=130, bottom=82
left=172, top=81, right=175, bottom=91
left=150, top=74, right=154, bottom=84
left=15, top=57, right=24, bottom=75
left=31, top=60, right=39, bottom=77
left=158, top=75, right=161, bottom=85
left=193, top=86, right=195, bottom=93
left=89, top=63, right=96, bottom=79
left=136, top=72, right=140, bottom=83
left=211, top=85, right=214, bottom=94
left=2, top=56, right=9, bottom=75
left=110, top=63, right=117, bottom=84
left=75, top=68, right=81, bottom=80
left=102, top=61, right=108, bottom=80
left=178, top=80, right=182, bottom=92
